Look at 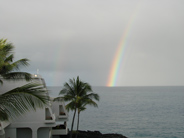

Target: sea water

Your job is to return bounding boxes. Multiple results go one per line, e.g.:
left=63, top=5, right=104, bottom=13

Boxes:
left=48, top=86, right=184, bottom=138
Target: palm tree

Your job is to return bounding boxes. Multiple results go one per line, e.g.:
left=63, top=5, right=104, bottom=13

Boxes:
left=54, top=76, right=99, bottom=138
left=75, top=92, right=99, bottom=138
left=0, top=39, right=31, bottom=84
left=0, top=38, right=49, bottom=121
left=76, top=96, right=99, bottom=132
left=0, top=83, right=49, bottom=121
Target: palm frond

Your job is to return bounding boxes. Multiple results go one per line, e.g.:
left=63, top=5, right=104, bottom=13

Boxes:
left=10, top=58, right=30, bottom=71
left=84, top=93, right=100, bottom=101
left=78, top=106, right=86, bottom=113
left=1, top=72, right=32, bottom=81
left=0, top=39, right=14, bottom=56
left=60, top=82, right=75, bottom=96
left=65, top=100, right=76, bottom=112
left=0, top=39, right=31, bottom=83
left=0, top=82, right=49, bottom=121
left=4, top=54, right=14, bottom=63
left=85, top=99, right=98, bottom=108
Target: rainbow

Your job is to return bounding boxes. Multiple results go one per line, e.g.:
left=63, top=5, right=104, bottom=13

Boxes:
left=107, top=3, right=141, bottom=87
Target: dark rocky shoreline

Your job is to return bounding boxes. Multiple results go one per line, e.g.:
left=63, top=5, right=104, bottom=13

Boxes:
left=70, top=130, right=128, bottom=138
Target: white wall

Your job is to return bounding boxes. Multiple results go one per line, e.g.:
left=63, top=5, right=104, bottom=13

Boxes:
left=51, top=101, right=60, bottom=116
left=0, top=76, right=44, bottom=94
left=0, top=75, right=68, bottom=138
left=12, top=108, right=45, bottom=123
left=52, top=101, right=68, bottom=119
left=0, top=75, right=49, bottom=123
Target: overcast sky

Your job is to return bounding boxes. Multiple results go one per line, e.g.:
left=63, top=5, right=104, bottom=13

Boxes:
left=1, top=0, right=184, bottom=86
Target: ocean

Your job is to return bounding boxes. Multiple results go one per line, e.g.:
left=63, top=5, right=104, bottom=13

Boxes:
left=48, top=86, right=184, bottom=138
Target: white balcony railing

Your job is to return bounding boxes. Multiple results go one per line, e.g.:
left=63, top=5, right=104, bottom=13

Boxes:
left=0, top=121, right=10, bottom=135
left=58, top=105, right=68, bottom=119
left=0, top=121, right=10, bottom=130
left=58, top=112, right=68, bottom=119
left=52, top=125, right=68, bottom=135
left=45, top=113, right=56, bottom=123
left=45, top=107, right=56, bottom=123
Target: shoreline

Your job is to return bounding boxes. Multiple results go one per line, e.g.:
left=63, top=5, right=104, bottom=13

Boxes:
left=69, top=130, right=128, bottom=138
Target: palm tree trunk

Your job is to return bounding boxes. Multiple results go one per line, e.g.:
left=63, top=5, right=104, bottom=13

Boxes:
left=70, top=108, right=77, bottom=138
left=77, top=112, right=80, bottom=131
left=75, top=111, right=80, bottom=138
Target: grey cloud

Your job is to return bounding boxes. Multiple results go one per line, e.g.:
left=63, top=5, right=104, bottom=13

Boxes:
left=1, top=0, right=184, bottom=86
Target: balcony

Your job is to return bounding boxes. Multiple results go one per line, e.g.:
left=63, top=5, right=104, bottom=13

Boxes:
left=58, top=105, right=68, bottom=119
left=0, top=121, right=10, bottom=130
left=52, top=123, right=68, bottom=135
left=45, top=108, right=56, bottom=123
left=0, top=121, right=10, bottom=135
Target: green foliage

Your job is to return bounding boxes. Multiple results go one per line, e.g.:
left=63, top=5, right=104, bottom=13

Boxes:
left=0, top=38, right=49, bottom=121
left=54, top=76, right=100, bottom=138
left=0, top=83, right=49, bottom=121
left=0, top=39, right=31, bottom=84
left=55, top=76, right=99, bottom=111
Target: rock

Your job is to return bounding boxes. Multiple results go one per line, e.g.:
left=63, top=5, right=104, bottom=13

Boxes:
left=71, top=130, right=128, bottom=138
left=103, top=133, right=127, bottom=138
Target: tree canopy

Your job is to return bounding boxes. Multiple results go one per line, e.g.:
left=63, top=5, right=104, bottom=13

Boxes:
left=0, top=39, right=49, bottom=121
left=0, top=39, right=31, bottom=84
left=54, top=76, right=99, bottom=138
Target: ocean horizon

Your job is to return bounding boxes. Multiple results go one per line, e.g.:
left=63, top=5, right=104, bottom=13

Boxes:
left=48, top=86, right=184, bottom=138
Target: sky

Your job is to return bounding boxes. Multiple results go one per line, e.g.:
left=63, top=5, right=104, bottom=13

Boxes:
left=1, top=0, right=184, bottom=86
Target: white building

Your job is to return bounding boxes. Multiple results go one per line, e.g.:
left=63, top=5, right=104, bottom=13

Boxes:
left=0, top=75, right=69, bottom=138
